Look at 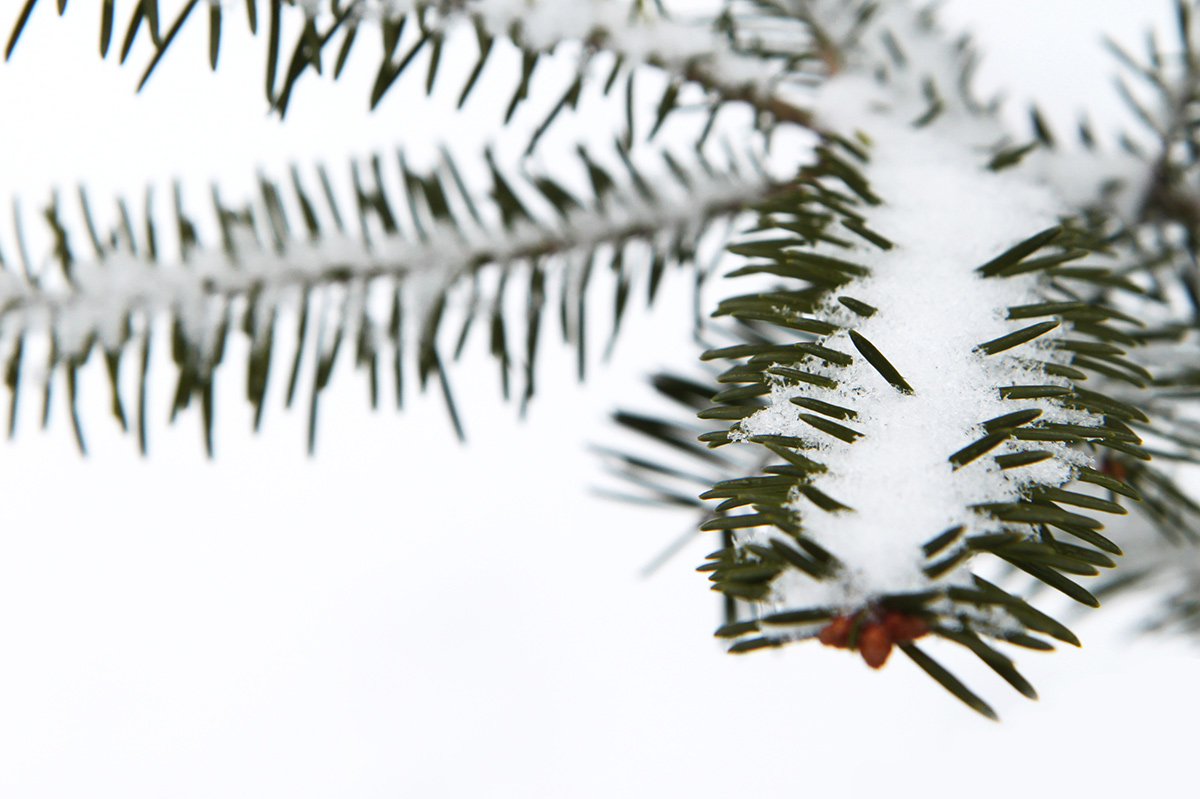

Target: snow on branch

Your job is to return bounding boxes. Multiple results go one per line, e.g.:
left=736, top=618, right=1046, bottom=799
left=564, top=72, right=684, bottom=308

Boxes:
left=691, top=1, right=1158, bottom=717
left=5, top=1, right=820, bottom=132
left=307, top=0, right=811, bottom=100
left=0, top=144, right=770, bottom=454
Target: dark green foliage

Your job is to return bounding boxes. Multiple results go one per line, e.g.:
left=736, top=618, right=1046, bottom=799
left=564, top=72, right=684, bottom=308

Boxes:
left=847, top=330, right=913, bottom=393
left=986, top=141, right=1039, bottom=172
left=0, top=142, right=765, bottom=455
left=8, top=0, right=1200, bottom=717
left=677, top=131, right=1157, bottom=715
left=5, top=0, right=819, bottom=142
left=899, top=642, right=998, bottom=719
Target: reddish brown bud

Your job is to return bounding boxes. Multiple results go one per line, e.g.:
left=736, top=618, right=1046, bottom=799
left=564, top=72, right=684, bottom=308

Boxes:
left=1099, top=456, right=1126, bottom=482
left=857, top=624, right=893, bottom=669
left=881, top=609, right=929, bottom=643
left=818, top=615, right=853, bottom=648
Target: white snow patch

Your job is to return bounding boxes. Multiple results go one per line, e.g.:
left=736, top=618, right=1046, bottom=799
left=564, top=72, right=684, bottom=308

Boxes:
left=737, top=75, right=1101, bottom=609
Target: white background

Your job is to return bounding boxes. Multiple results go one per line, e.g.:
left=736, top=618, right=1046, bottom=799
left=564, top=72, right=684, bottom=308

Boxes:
left=0, top=1, right=1195, bottom=797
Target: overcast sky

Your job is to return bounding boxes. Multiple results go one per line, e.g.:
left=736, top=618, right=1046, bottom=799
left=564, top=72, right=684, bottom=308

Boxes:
left=0, top=2, right=1196, bottom=797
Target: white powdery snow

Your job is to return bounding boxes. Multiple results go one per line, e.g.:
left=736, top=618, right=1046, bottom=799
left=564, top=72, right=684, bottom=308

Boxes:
left=0, top=159, right=767, bottom=376
left=342, top=0, right=791, bottom=99
left=736, top=69, right=1099, bottom=610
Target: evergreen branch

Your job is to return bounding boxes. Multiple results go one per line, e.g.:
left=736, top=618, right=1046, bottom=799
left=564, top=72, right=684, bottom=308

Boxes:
left=0, top=142, right=771, bottom=454
left=692, top=129, right=1149, bottom=714
left=1001, top=3, right=1200, bottom=634
left=577, top=0, right=1200, bottom=711
left=5, top=1, right=823, bottom=136
left=607, top=0, right=1183, bottom=712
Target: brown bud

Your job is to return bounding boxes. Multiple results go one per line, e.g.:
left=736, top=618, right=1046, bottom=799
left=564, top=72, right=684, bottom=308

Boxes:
left=881, top=609, right=929, bottom=643
left=818, top=615, right=853, bottom=648
left=857, top=624, right=893, bottom=669
left=1099, top=456, right=1126, bottom=482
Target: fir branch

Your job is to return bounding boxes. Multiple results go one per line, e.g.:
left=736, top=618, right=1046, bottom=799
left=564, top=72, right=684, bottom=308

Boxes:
left=0, top=143, right=771, bottom=454
left=683, top=1, right=1168, bottom=715
left=5, top=1, right=823, bottom=134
